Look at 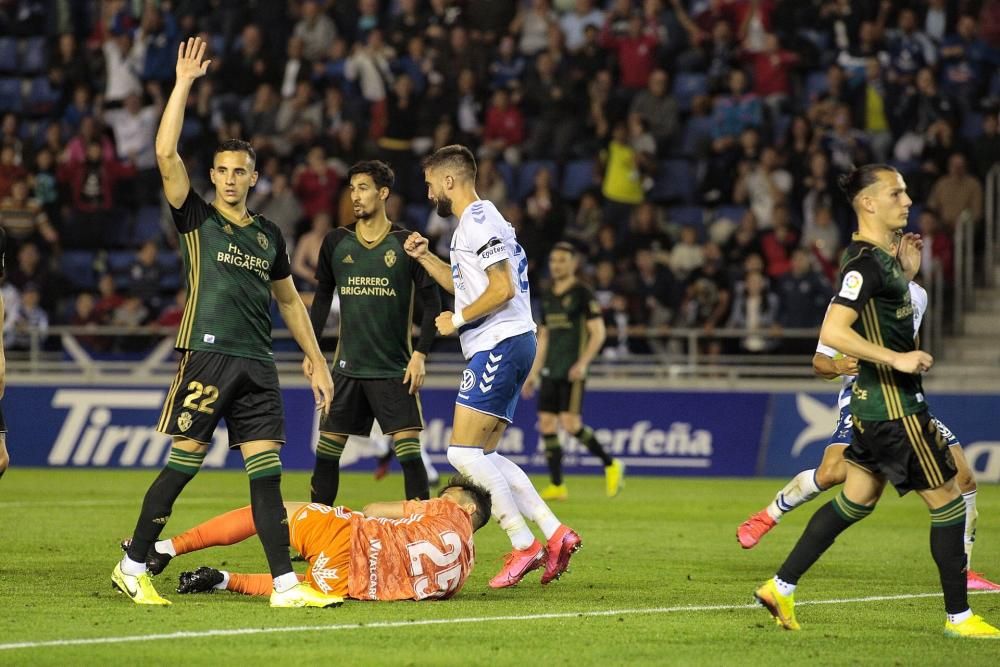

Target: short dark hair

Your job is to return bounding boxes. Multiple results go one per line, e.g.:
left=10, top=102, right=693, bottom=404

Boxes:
left=837, top=164, right=897, bottom=205
left=551, top=241, right=579, bottom=256
left=421, top=144, right=477, bottom=181
left=347, top=160, right=395, bottom=190
left=214, top=139, right=256, bottom=166
left=439, top=474, right=492, bottom=531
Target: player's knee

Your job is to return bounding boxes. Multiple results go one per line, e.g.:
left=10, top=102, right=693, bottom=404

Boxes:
left=815, top=463, right=845, bottom=490
left=0, top=451, right=8, bottom=476
left=539, top=413, right=558, bottom=433
left=560, top=414, right=581, bottom=433
left=447, top=446, right=483, bottom=472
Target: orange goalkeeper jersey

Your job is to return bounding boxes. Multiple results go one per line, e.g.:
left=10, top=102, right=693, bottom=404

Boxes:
left=289, top=498, right=475, bottom=601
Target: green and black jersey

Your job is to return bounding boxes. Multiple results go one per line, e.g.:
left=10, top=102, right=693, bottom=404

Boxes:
left=169, top=190, right=291, bottom=362
left=831, top=237, right=925, bottom=421
left=540, top=282, right=603, bottom=380
left=311, top=223, right=439, bottom=379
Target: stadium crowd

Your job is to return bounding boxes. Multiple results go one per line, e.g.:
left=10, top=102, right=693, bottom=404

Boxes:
left=0, top=0, right=998, bottom=357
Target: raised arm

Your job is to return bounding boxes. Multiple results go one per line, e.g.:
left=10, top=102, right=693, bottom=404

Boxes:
left=156, top=37, right=211, bottom=208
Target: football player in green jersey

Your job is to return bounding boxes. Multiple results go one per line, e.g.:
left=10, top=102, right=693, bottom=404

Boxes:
left=305, top=160, right=441, bottom=505
left=113, top=37, right=340, bottom=609
left=522, top=242, right=624, bottom=500
left=754, top=164, right=999, bottom=638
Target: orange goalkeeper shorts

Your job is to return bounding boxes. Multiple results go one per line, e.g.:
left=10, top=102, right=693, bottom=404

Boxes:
left=289, top=503, right=353, bottom=598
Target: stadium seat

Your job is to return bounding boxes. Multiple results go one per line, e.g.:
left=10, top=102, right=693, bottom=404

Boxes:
left=714, top=205, right=748, bottom=224
left=25, top=76, right=59, bottom=115
left=495, top=161, right=515, bottom=195
left=678, top=116, right=714, bottom=157
left=107, top=250, right=135, bottom=276
left=20, top=37, right=47, bottom=74
left=667, top=205, right=704, bottom=227
left=516, top=160, right=558, bottom=201
left=804, top=70, right=828, bottom=103
left=0, top=78, right=23, bottom=113
left=60, top=251, right=97, bottom=290
left=649, top=159, right=696, bottom=204
left=0, top=38, right=17, bottom=74
left=672, top=72, right=707, bottom=112
left=560, top=159, right=597, bottom=200
left=960, top=112, right=983, bottom=141
left=133, top=206, right=164, bottom=244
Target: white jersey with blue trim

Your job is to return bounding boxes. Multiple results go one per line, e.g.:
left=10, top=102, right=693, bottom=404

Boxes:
left=817, top=281, right=928, bottom=407
left=450, top=199, right=536, bottom=359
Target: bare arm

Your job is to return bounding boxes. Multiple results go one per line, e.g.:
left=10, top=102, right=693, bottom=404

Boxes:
left=404, top=232, right=454, bottom=293
left=362, top=501, right=406, bottom=519
left=522, top=325, right=548, bottom=398
left=272, top=276, right=333, bottom=414
left=812, top=351, right=859, bottom=380
left=819, top=304, right=932, bottom=374
left=156, top=37, right=210, bottom=208
left=459, top=260, right=515, bottom=323
left=578, top=317, right=607, bottom=368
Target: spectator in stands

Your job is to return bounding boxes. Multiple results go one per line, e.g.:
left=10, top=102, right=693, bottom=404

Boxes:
left=893, top=67, right=957, bottom=161
left=110, top=292, right=151, bottom=352
left=512, top=0, right=558, bottom=57
left=62, top=115, right=116, bottom=166
left=0, top=145, right=27, bottom=200
left=276, top=80, right=323, bottom=139
left=523, top=51, right=580, bottom=160
left=156, top=288, right=186, bottom=328
left=101, top=25, right=143, bottom=104
left=626, top=202, right=672, bottom=258
left=728, top=269, right=780, bottom=354
left=29, top=149, right=59, bottom=224
left=887, top=7, right=938, bottom=83
left=759, top=204, right=798, bottom=278
left=722, top=210, right=761, bottom=271
left=482, top=88, right=525, bottom=165
left=627, top=113, right=657, bottom=192
left=454, top=68, right=483, bottom=146
left=801, top=205, right=842, bottom=268
left=248, top=172, right=303, bottom=249
left=524, top=167, right=566, bottom=254
left=628, top=246, right=679, bottom=354
left=219, top=24, right=277, bottom=98
left=592, top=257, right=630, bottom=358
left=822, top=103, right=869, bottom=172
left=128, top=241, right=164, bottom=314
left=345, top=29, right=393, bottom=106
left=134, top=3, right=180, bottom=84
left=668, top=224, right=705, bottom=280
left=852, top=58, right=894, bottom=162
left=970, top=111, right=1000, bottom=179
left=733, top=145, right=791, bottom=229
left=940, top=15, right=996, bottom=113
left=58, top=139, right=135, bottom=248
left=293, top=146, right=339, bottom=222
left=68, top=291, right=108, bottom=352
left=776, top=247, right=829, bottom=337
left=291, top=212, right=331, bottom=293
left=6, top=241, right=51, bottom=305
left=711, top=69, right=763, bottom=147
left=0, top=180, right=58, bottom=251
left=475, top=157, right=509, bottom=212
left=679, top=242, right=731, bottom=359
left=564, top=189, right=602, bottom=252
left=489, top=34, right=528, bottom=90
left=749, top=33, right=798, bottom=118
left=93, top=273, right=124, bottom=324
left=388, top=0, right=427, bottom=49
left=600, top=9, right=660, bottom=92
left=245, top=84, right=282, bottom=152
left=279, top=36, right=312, bottom=99
left=52, top=33, right=97, bottom=92
left=104, top=91, right=161, bottom=205
left=6, top=283, right=48, bottom=351
left=561, top=0, right=605, bottom=53
left=601, top=121, right=644, bottom=224
left=917, top=208, right=955, bottom=284
left=928, top=152, right=984, bottom=230
left=629, top=68, right=678, bottom=156
left=62, top=85, right=95, bottom=133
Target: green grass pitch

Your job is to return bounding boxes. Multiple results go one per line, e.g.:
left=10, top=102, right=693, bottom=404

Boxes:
left=1, top=469, right=998, bottom=665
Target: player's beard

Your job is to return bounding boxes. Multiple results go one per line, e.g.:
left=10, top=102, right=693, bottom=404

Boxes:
left=354, top=204, right=374, bottom=220
left=434, top=194, right=454, bottom=218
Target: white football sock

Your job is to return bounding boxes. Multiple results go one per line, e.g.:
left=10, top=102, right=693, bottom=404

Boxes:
left=273, top=571, right=299, bottom=593
left=421, top=446, right=439, bottom=486
left=120, top=555, right=146, bottom=576
left=948, top=609, right=972, bottom=625
left=215, top=570, right=231, bottom=590
left=766, top=469, right=822, bottom=522
left=773, top=576, right=796, bottom=596
left=448, top=445, right=535, bottom=549
left=962, top=490, right=978, bottom=567
left=154, top=539, right=177, bottom=556
left=487, top=451, right=561, bottom=540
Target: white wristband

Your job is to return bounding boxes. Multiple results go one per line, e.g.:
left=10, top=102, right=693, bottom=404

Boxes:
left=452, top=311, right=466, bottom=329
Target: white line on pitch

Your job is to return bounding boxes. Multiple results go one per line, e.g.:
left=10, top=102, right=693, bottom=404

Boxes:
left=1, top=591, right=997, bottom=652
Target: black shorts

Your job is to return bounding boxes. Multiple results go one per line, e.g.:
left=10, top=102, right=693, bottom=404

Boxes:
left=320, top=372, right=423, bottom=436
left=845, top=410, right=957, bottom=495
left=0, top=402, right=6, bottom=433
left=156, top=351, right=285, bottom=447
left=538, top=378, right=585, bottom=415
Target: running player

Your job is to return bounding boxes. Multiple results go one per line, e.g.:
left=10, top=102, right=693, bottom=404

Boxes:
left=521, top=242, right=624, bottom=500
left=306, top=160, right=440, bottom=505
left=133, top=475, right=490, bottom=602
left=112, top=37, right=340, bottom=608
left=753, top=164, right=999, bottom=638
left=404, top=145, right=581, bottom=589
left=738, top=278, right=1000, bottom=591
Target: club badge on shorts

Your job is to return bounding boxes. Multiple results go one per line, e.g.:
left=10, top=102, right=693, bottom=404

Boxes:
left=177, top=411, right=193, bottom=432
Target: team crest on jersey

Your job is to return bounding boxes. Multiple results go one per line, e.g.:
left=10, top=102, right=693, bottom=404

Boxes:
left=257, top=232, right=269, bottom=249
left=384, top=249, right=397, bottom=267
left=222, top=224, right=233, bottom=235
left=562, top=295, right=572, bottom=309
left=177, top=411, right=193, bottom=433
